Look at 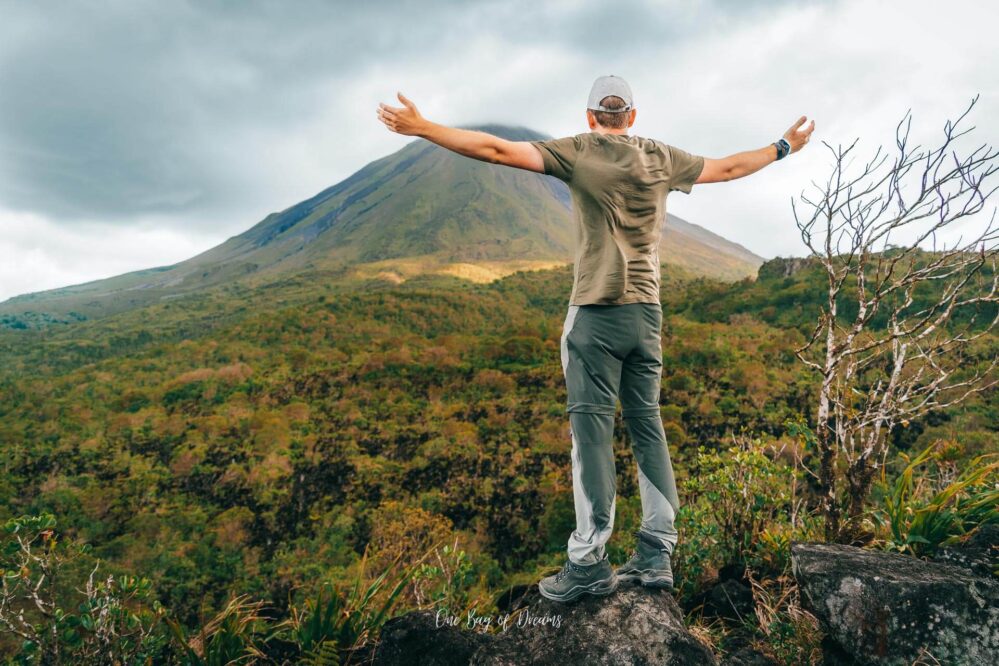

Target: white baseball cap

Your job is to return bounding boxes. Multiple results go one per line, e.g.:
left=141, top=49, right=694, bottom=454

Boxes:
left=586, top=75, right=634, bottom=112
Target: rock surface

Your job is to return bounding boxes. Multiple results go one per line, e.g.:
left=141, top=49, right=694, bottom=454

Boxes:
left=930, top=523, right=998, bottom=578
left=756, top=255, right=816, bottom=279
left=369, top=584, right=717, bottom=665
left=367, top=609, right=491, bottom=665
left=791, top=541, right=999, bottom=666
left=702, top=578, right=755, bottom=623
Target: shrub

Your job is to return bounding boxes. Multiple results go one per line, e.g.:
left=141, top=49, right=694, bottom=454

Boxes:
left=676, top=434, right=814, bottom=600
left=0, top=513, right=166, bottom=664
left=166, top=594, right=269, bottom=665
left=268, top=543, right=426, bottom=662
left=744, top=570, right=824, bottom=666
left=872, top=439, right=998, bottom=557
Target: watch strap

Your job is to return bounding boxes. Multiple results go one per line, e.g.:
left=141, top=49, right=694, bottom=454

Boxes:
left=774, top=138, right=791, bottom=160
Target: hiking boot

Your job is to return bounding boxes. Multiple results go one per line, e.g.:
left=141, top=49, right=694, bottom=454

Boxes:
left=615, top=530, right=674, bottom=589
left=537, top=552, right=618, bottom=602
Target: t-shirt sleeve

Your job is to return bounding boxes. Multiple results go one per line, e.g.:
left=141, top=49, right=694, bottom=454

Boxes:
left=529, top=135, right=580, bottom=182
left=665, top=143, right=705, bottom=194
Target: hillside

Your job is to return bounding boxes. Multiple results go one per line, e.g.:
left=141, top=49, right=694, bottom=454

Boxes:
left=0, top=125, right=764, bottom=328
left=0, top=255, right=995, bottom=662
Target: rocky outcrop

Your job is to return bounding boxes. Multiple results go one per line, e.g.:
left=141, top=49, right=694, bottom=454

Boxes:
left=756, top=255, right=816, bottom=280
left=369, top=585, right=717, bottom=665
left=930, top=523, right=998, bottom=578
left=791, top=541, right=999, bottom=666
left=366, top=609, right=493, bottom=665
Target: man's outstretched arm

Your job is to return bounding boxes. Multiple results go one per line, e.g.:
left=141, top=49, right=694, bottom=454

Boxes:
left=377, top=92, right=544, bottom=173
left=695, top=116, right=816, bottom=184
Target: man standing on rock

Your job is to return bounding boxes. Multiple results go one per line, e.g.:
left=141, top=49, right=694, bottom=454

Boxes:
left=377, top=75, right=814, bottom=602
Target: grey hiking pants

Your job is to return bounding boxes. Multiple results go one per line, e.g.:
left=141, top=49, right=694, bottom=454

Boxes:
left=560, top=302, right=680, bottom=566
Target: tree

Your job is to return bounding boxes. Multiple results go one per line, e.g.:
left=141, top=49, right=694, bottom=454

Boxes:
left=0, top=514, right=165, bottom=664
left=792, top=95, right=999, bottom=542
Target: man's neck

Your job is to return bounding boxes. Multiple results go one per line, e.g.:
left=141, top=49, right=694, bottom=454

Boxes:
left=592, top=127, right=630, bottom=136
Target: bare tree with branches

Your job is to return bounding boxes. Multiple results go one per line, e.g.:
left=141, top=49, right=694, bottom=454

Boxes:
left=791, top=95, right=999, bottom=542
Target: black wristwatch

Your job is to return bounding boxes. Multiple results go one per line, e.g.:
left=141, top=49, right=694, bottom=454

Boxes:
left=774, top=138, right=791, bottom=160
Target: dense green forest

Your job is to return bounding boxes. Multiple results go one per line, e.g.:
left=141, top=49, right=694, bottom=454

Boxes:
left=1, top=257, right=995, bottom=663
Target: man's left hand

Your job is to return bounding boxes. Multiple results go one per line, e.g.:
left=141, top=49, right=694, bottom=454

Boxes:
left=783, top=116, right=815, bottom=154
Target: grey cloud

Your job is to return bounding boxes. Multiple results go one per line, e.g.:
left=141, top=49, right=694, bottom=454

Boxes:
left=0, top=0, right=812, bottom=222
left=0, top=0, right=473, bottom=220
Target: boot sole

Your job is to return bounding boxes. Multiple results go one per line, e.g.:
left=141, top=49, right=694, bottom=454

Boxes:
left=537, top=574, right=619, bottom=602
left=616, top=569, right=674, bottom=589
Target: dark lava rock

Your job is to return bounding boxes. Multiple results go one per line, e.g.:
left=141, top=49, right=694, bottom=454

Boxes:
left=791, top=541, right=999, bottom=666
left=371, top=585, right=717, bottom=665
left=930, top=523, right=998, bottom=578
left=704, top=578, right=755, bottom=623
left=719, top=646, right=779, bottom=666
left=370, top=610, right=492, bottom=666
left=717, top=631, right=779, bottom=666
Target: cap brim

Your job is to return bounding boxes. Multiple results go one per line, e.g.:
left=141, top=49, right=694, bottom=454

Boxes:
left=588, top=105, right=633, bottom=113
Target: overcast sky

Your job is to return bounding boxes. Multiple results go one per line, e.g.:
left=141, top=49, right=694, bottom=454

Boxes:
left=1, top=0, right=997, bottom=302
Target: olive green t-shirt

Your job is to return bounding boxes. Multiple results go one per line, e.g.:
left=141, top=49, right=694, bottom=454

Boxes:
left=530, top=132, right=704, bottom=305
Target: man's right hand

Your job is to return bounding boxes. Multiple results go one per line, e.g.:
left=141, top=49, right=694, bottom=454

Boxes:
left=784, top=116, right=816, bottom=154
left=377, top=92, right=429, bottom=136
